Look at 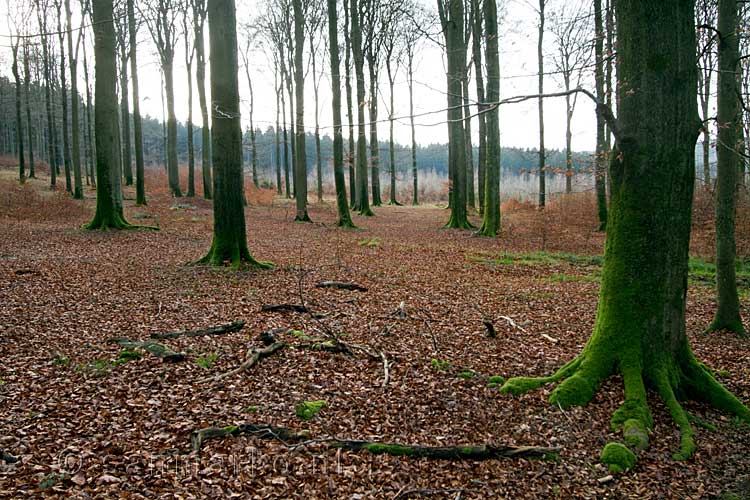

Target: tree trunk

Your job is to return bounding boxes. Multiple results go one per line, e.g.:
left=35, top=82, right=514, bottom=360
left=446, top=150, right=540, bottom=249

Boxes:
left=163, top=60, right=182, bottom=197
left=83, top=41, right=96, bottom=189
left=86, top=0, right=132, bottom=229
left=327, top=0, right=355, bottom=228
left=186, top=56, right=196, bottom=197
left=39, top=18, right=57, bottom=187
left=471, top=0, right=486, bottom=213
left=537, top=0, right=545, bottom=208
left=462, top=71, right=474, bottom=208
left=367, top=56, right=382, bottom=206
left=128, top=0, right=144, bottom=204
left=12, top=42, right=25, bottom=183
left=706, top=0, right=745, bottom=335
left=65, top=0, right=83, bottom=198
left=57, top=4, right=72, bottom=193
left=23, top=45, right=35, bottom=179
left=408, top=53, right=418, bottom=205
left=119, top=37, right=133, bottom=188
left=344, top=0, right=356, bottom=208
left=274, top=66, right=282, bottom=194
left=198, top=0, right=271, bottom=268
left=594, top=0, right=609, bottom=230
left=502, top=0, right=749, bottom=468
left=565, top=84, right=573, bottom=194
left=292, top=0, right=311, bottom=222
left=387, top=61, right=399, bottom=205
left=352, top=0, right=373, bottom=216
left=195, top=3, right=212, bottom=199
left=311, top=39, right=322, bottom=202
left=477, top=0, right=500, bottom=237
left=440, top=0, right=471, bottom=229
left=281, top=88, right=291, bottom=198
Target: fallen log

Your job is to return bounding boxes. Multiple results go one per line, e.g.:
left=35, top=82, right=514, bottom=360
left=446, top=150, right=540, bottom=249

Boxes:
left=190, top=422, right=559, bottom=461
left=200, top=341, right=286, bottom=383
left=109, top=339, right=186, bottom=362
left=191, top=423, right=310, bottom=452
left=151, top=321, right=246, bottom=339
left=331, top=440, right=560, bottom=460
left=315, top=281, right=368, bottom=292
left=261, top=304, right=309, bottom=313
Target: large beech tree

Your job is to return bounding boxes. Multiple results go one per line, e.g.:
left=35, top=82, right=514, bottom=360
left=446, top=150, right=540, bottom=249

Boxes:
left=197, top=0, right=272, bottom=268
left=501, top=0, right=749, bottom=471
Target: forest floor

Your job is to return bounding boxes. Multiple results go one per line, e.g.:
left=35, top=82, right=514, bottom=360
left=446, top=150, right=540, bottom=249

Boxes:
left=0, top=170, right=749, bottom=499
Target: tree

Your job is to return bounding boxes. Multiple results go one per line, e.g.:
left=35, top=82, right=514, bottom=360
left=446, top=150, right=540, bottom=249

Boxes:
left=141, top=0, right=182, bottom=197
left=343, top=0, right=356, bottom=207
left=696, top=0, right=717, bottom=190
left=476, top=0, right=501, bottom=237
left=470, top=0, right=485, bottom=213
left=193, top=0, right=212, bottom=199
left=593, top=0, right=608, bottom=230
left=114, top=5, right=133, bottom=188
left=240, top=30, right=259, bottom=189
left=22, top=41, right=35, bottom=179
left=54, top=0, right=73, bottom=192
left=327, top=0, right=355, bottom=227
left=35, top=0, right=57, bottom=187
left=351, top=0, right=373, bottom=215
left=198, top=0, right=272, bottom=268
left=86, top=0, right=133, bottom=229
left=128, top=0, right=146, bottom=205
left=706, top=0, right=745, bottom=336
left=536, top=0, right=548, bottom=208
left=11, top=33, right=25, bottom=184
left=65, top=0, right=87, bottom=198
left=551, top=1, right=593, bottom=195
left=292, top=0, right=311, bottom=221
left=437, top=0, right=472, bottom=229
left=304, top=0, right=326, bottom=202
left=183, top=3, right=197, bottom=196
left=501, top=0, right=749, bottom=471
left=382, top=0, right=406, bottom=205
left=82, top=33, right=96, bottom=188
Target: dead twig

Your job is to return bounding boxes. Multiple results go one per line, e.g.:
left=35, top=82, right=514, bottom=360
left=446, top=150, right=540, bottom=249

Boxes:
left=151, top=320, right=246, bottom=339
left=200, top=341, right=286, bottom=383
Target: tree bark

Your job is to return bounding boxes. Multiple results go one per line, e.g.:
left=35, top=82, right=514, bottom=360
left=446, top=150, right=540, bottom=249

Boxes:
left=11, top=40, right=25, bottom=184
left=537, top=0, right=546, bottom=208
left=198, top=0, right=272, bottom=268
left=594, top=0, right=609, bottom=230
left=292, top=0, right=311, bottom=222
left=194, top=0, right=212, bottom=199
left=56, top=0, right=73, bottom=192
left=352, top=0, right=373, bottom=216
left=706, top=0, right=745, bottom=335
left=502, top=0, right=749, bottom=467
left=344, top=0, right=356, bottom=208
left=23, top=44, right=35, bottom=179
left=471, top=0, right=486, bottom=213
left=128, top=0, right=145, bottom=204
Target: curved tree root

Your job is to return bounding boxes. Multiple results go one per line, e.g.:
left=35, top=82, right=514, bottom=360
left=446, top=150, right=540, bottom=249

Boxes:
left=704, top=316, right=747, bottom=337
left=500, top=350, right=750, bottom=471
left=358, top=207, right=375, bottom=217
left=195, top=240, right=274, bottom=269
left=444, top=213, right=475, bottom=230
left=84, top=212, right=157, bottom=231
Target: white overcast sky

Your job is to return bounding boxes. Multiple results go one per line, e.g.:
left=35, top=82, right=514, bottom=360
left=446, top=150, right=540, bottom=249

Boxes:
left=0, top=0, right=638, bottom=151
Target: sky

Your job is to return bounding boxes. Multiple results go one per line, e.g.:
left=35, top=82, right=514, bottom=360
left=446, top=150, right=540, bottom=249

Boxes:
left=0, top=0, right=619, bottom=152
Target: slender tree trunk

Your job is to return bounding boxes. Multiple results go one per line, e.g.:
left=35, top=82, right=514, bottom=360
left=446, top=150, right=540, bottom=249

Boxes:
left=40, top=22, right=57, bottom=187
left=594, top=0, right=609, bottom=230
left=386, top=60, right=399, bottom=205
left=281, top=88, right=291, bottom=197
left=119, top=39, right=133, bottom=187
left=477, top=0, right=500, bottom=237
left=292, top=0, right=310, bottom=221
left=352, top=0, right=372, bottom=215
left=707, top=0, right=745, bottom=335
left=274, top=68, right=282, bottom=194
left=23, top=45, right=35, bottom=179
left=565, top=81, right=573, bottom=194
left=163, top=61, right=182, bottom=197
left=471, top=0, right=486, bottom=213
left=199, top=0, right=271, bottom=268
left=344, top=0, right=356, bottom=207
left=66, top=0, right=83, bottom=198
left=367, top=57, right=382, bottom=206
left=502, top=0, right=750, bottom=467
left=127, top=0, right=144, bottom=204
left=311, top=40, right=323, bottom=202
left=12, top=42, right=25, bottom=183
left=187, top=58, right=196, bottom=196
left=57, top=4, right=72, bottom=192
left=83, top=41, right=96, bottom=188
left=327, top=0, right=355, bottom=227
left=195, top=5, right=212, bottom=199
left=537, top=0, right=545, bottom=208
left=462, top=71, right=474, bottom=209
left=408, top=54, right=418, bottom=206
left=242, top=62, right=258, bottom=188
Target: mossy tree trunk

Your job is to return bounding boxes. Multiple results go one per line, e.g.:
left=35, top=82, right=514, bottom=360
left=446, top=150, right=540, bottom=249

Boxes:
left=86, top=0, right=133, bottom=230
left=594, top=0, right=609, bottom=230
left=292, top=0, right=311, bottom=222
left=198, top=0, right=272, bottom=268
left=706, top=0, right=746, bottom=336
left=351, top=0, right=373, bottom=216
left=128, top=0, right=145, bottom=205
left=438, top=0, right=472, bottom=229
left=501, top=0, right=749, bottom=468
left=476, top=0, right=500, bottom=237
left=327, top=0, right=355, bottom=228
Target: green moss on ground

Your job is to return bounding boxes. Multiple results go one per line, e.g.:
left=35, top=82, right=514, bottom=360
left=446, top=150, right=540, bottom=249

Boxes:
left=295, top=400, right=326, bottom=420
left=601, top=442, right=636, bottom=473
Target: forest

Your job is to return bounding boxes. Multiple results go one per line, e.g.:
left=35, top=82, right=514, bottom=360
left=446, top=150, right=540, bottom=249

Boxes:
left=1, top=0, right=749, bottom=497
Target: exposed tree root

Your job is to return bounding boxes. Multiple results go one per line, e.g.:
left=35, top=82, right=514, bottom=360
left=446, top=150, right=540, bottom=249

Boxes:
left=108, top=339, right=186, bottom=362
left=195, top=240, right=274, bottom=269
left=261, top=303, right=309, bottom=313
left=500, top=348, right=750, bottom=469
left=315, top=281, right=368, bottom=292
left=358, top=207, right=375, bottom=217
left=151, top=321, right=246, bottom=339
left=444, top=213, right=475, bottom=230
left=190, top=422, right=559, bottom=460
left=294, top=212, right=312, bottom=223
left=336, top=218, right=357, bottom=229
left=704, top=317, right=747, bottom=337
left=200, top=341, right=286, bottom=383
left=83, top=213, right=158, bottom=231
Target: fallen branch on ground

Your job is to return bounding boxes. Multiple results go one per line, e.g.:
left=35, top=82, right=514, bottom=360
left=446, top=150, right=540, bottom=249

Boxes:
left=315, top=281, right=368, bottom=292
left=190, top=422, right=560, bottom=460
left=108, top=339, right=186, bottom=362
left=261, top=304, right=309, bottom=313
left=200, top=341, right=286, bottom=383
left=151, top=321, right=246, bottom=339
